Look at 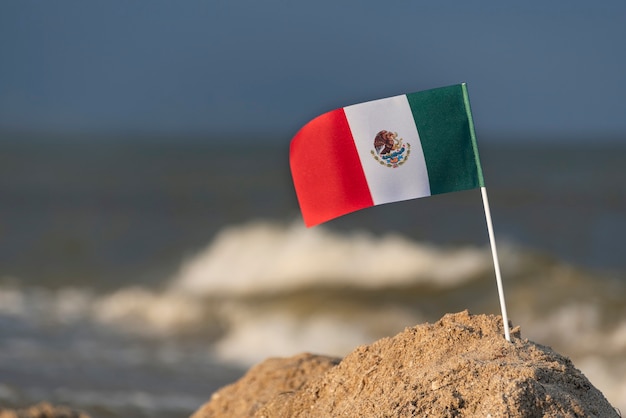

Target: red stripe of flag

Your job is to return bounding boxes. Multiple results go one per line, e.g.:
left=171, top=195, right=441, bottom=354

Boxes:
left=289, top=108, right=373, bottom=227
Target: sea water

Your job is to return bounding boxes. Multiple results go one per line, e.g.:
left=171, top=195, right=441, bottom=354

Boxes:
left=0, top=137, right=624, bottom=416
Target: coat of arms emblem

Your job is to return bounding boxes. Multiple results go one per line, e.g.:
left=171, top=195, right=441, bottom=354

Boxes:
left=370, top=130, right=411, bottom=168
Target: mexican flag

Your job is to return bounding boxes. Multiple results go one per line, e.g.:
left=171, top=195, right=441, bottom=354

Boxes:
left=290, top=83, right=485, bottom=227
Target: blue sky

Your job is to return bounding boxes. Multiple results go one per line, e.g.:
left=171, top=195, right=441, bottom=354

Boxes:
left=1, top=1, right=625, bottom=142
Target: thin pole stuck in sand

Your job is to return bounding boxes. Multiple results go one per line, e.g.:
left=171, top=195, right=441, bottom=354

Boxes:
left=481, top=186, right=511, bottom=342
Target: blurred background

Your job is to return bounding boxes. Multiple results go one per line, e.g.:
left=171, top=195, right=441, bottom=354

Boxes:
left=1, top=1, right=625, bottom=417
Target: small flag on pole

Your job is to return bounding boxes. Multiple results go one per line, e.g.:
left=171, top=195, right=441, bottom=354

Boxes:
left=289, top=83, right=511, bottom=341
left=290, top=83, right=484, bottom=227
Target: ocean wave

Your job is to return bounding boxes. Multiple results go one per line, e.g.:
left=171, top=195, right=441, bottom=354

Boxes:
left=170, top=221, right=493, bottom=296
left=1, top=221, right=622, bottom=342
left=2, top=220, right=625, bottom=411
left=53, top=388, right=206, bottom=414
left=0, top=221, right=507, bottom=341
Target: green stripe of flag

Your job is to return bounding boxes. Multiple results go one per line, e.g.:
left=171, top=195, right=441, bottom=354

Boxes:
left=406, top=84, right=485, bottom=195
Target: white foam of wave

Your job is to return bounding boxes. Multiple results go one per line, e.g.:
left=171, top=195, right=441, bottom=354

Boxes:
left=92, top=286, right=208, bottom=336
left=0, top=283, right=94, bottom=325
left=171, top=222, right=491, bottom=297
left=518, top=303, right=626, bottom=356
left=213, top=305, right=418, bottom=366
left=519, top=303, right=602, bottom=351
left=0, top=282, right=211, bottom=338
left=213, top=312, right=366, bottom=366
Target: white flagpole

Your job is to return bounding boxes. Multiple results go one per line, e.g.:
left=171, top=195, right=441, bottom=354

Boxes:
left=480, top=186, right=511, bottom=342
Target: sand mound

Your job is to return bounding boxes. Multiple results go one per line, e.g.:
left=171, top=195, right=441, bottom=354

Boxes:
left=193, top=311, right=619, bottom=417
left=0, top=403, right=89, bottom=418
left=191, top=353, right=340, bottom=417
